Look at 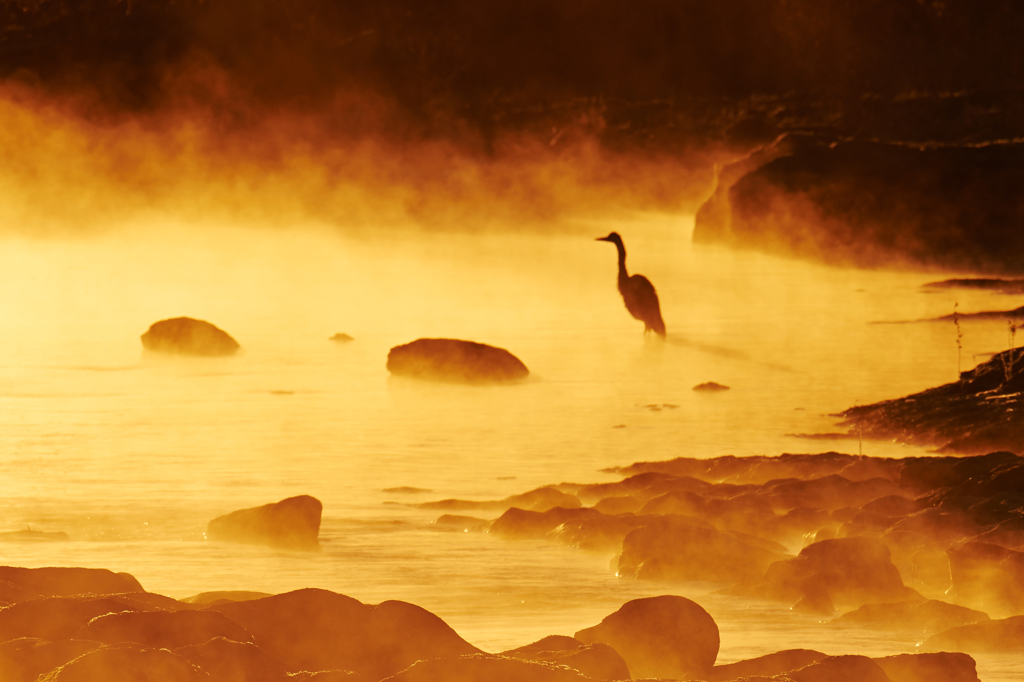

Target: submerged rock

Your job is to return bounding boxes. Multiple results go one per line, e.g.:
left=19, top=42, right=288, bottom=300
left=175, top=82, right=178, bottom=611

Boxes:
left=329, top=333, right=354, bottom=342
left=386, top=338, right=528, bottom=383
left=574, top=595, right=719, bottom=680
left=140, top=317, right=240, bottom=356
left=693, top=381, right=730, bottom=392
left=207, top=495, right=322, bottom=550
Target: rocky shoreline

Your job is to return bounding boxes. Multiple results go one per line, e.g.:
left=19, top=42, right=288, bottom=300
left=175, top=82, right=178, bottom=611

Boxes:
left=3, top=449, right=1023, bottom=679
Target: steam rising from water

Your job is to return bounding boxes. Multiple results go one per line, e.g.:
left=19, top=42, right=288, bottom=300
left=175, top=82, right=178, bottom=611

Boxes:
left=0, top=75, right=714, bottom=239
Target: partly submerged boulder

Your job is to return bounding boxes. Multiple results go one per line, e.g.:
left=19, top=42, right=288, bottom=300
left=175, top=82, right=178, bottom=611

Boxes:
left=693, top=135, right=1024, bottom=274
left=574, top=595, right=719, bottom=680
left=207, top=495, right=322, bottom=550
left=141, top=317, right=240, bottom=356
left=873, top=652, right=981, bottom=682
left=386, top=338, right=528, bottom=383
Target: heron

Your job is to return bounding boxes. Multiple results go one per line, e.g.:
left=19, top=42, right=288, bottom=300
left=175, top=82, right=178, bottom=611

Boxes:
left=596, top=232, right=666, bottom=337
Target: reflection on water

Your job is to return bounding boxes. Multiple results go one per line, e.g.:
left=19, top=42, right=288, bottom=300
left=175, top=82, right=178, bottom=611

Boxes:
left=0, top=216, right=1021, bottom=678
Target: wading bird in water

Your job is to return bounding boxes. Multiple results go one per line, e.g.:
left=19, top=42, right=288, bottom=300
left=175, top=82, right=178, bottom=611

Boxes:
left=596, top=232, right=666, bottom=337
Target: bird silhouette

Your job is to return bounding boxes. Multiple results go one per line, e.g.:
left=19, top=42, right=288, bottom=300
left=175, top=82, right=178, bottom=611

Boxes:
left=596, top=232, right=666, bottom=337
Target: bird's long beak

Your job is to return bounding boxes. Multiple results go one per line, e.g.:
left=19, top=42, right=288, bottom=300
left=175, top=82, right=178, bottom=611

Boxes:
left=595, top=236, right=610, bottom=242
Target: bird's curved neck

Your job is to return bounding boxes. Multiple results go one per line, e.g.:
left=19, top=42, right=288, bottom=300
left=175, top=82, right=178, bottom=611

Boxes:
left=614, top=242, right=628, bottom=281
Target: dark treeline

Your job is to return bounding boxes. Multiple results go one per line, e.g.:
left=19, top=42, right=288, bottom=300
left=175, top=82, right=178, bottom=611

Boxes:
left=1, top=0, right=1022, bottom=144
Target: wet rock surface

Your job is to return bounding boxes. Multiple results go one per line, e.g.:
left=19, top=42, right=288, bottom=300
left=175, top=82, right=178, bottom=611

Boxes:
left=140, top=317, right=241, bottom=356
left=840, top=350, right=1024, bottom=454
left=386, top=338, right=529, bottom=383
left=207, top=495, right=322, bottom=550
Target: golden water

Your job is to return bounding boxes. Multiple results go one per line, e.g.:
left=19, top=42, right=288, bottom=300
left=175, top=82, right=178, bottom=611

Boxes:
left=1, top=216, right=1020, bottom=679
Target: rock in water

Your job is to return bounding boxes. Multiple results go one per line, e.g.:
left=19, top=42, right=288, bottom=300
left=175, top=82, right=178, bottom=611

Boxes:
left=140, top=317, right=240, bottom=356
left=386, top=338, right=528, bottom=383
left=207, top=496, right=322, bottom=550
left=574, top=595, right=719, bottom=679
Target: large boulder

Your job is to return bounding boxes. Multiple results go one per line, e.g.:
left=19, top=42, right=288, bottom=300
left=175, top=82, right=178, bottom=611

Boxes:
left=208, top=588, right=481, bottom=679
left=573, top=595, right=719, bottom=679
left=207, top=495, right=322, bottom=550
left=386, top=338, right=528, bottom=383
left=873, top=652, right=981, bottom=682
left=141, top=317, right=240, bottom=356
left=693, top=135, right=1024, bottom=274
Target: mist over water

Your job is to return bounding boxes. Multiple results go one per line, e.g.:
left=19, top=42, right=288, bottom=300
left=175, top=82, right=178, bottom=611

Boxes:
left=2, top=215, right=1021, bottom=679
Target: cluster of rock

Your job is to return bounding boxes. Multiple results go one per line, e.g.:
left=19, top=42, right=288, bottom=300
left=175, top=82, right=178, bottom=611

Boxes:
left=0, top=566, right=981, bottom=681
left=419, top=451, right=1024, bottom=659
left=693, top=134, right=1024, bottom=274
left=840, top=349, right=1024, bottom=454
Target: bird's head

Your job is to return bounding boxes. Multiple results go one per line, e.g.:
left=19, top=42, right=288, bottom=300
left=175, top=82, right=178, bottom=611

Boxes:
left=595, top=232, right=623, bottom=246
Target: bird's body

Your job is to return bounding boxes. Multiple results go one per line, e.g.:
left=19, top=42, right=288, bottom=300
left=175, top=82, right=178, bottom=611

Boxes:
left=596, top=232, right=666, bottom=336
